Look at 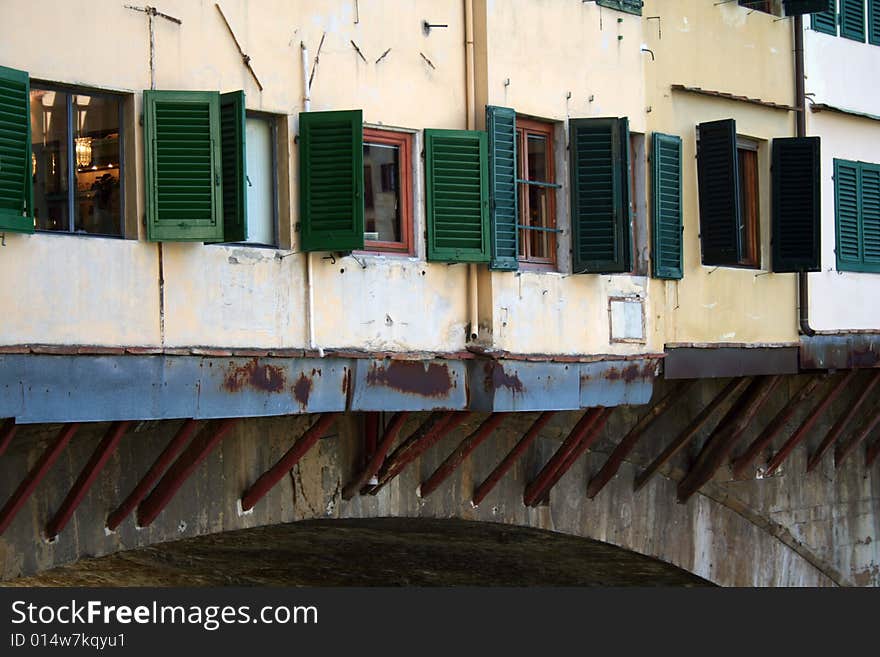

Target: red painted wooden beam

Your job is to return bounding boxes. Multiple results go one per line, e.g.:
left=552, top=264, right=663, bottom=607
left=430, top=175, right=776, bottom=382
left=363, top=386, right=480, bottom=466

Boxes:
left=419, top=413, right=509, bottom=499
left=137, top=418, right=238, bottom=527
left=523, top=409, right=603, bottom=507
left=731, top=375, right=824, bottom=478
left=764, top=370, right=855, bottom=476
left=241, top=413, right=338, bottom=511
left=586, top=382, right=693, bottom=499
left=368, top=412, right=471, bottom=495
left=677, top=376, right=781, bottom=503
left=634, top=378, right=749, bottom=493
left=807, top=370, right=880, bottom=472
left=106, top=419, right=199, bottom=531
left=472, top=411, right=556, bottom=507
left=834, top=404, right=880, bottom=469
left=866, top=436, right=880, bottom=468
left=0, top=423, right=79, bottom=536
left=46, top=421, right=131, bottom=539
left=342, top=412, right=409, bottom=500
left=0, top=418, right=17, bottom=458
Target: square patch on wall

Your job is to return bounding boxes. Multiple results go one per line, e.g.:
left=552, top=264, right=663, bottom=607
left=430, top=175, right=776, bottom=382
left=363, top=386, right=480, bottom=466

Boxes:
left=609, top=297, right=645, bottom=344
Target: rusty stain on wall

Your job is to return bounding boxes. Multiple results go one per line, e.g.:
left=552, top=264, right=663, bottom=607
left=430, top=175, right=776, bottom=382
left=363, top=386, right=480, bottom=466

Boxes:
left=484, top=362, right=524, bottom=394
left=365, top=361, right=454, bottom=398
left=223, top=359, right=286, bottom=393
left=293, top=373, right=314, bottom=408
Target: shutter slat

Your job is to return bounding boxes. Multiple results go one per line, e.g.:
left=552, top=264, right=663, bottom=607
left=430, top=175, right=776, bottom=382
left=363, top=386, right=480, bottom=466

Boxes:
left=869, top=0, right=880, bottom=43
left=652, top=132, right=683, bottom=279
left=772, top=137, right=821, bottom=272
left=697, top=119, right=741, bottom=266
left=835, top=160, right=862, bottom=266
left=0, top=64, right=33, bottom=233
left=219, top=91, right=247, bottom=243
left=840, top=0, right=865, bottom=40
left=299, top=110, right=364, bottom=252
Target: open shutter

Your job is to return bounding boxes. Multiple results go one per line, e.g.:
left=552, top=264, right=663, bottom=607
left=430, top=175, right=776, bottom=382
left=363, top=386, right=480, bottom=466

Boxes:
left=0, top=64, right=33, bottom=233
left=812, top=1, right=839, bottom=32
left=570, top=117, right=630, bottom=273
left=862, top=164, right=880, bottom=267
left=697, top=119, right=741, bottom=266
left=486, top=105, right=518, bottom=270
left=869, top=0, right=880, bottom=44
left=835, top=159, right=861, bottom=269
left=652, top=133, right=683, bottom=279
left=840, top=0, right=866, bottom=40
left=785, top=0, right=836, bottom=15
left=425, top=129, right=490, bottom=263
left=596, top=0, right=643, bottom=15
left=772, top=137, right=821, bottom=272
left=220, top=91, right=247, bottom=242
left=299, top=110, right=363, bottom=252
left=144, top=91, right=223, bottom=241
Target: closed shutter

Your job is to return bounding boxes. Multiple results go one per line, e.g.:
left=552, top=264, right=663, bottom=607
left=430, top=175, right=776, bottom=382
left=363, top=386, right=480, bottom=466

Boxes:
left=425, top=129, right=490, bottom=263
left=835, top=160, right=861, bottom=268
left=570, top=117, right=631, bottom=273
left=785, top=0, right=836, bottom=16
left=771, top=137, right=821, bottom=272
left=299, top=110, right=364, bottom=252
left=144, top=91, right=223, bottom=242
left=840, top=0, right=866, bottom=41
left=697, top=119, right=741, bottom=266
left=869, top=0, right=880, bottom=44
left=486, top=105, right=518, bottom=271
left=220, top=91, right=247, bottom=242
left=0, top=64, right=33, bottom=233
left=651, top=133, right=683, bottom=279
left=596, top=0, right=643, bottom=15
left=812, top=1, right=838, bottom=33
left=862, top=164, right=880, bottom=266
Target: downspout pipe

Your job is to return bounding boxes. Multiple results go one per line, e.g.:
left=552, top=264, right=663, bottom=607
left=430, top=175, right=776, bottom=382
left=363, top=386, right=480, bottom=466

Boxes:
left=465, top=0, right=479, bottom=342
left=302, top=42, right=320, bottom=352
left=794, top=14, right=815, bottom=337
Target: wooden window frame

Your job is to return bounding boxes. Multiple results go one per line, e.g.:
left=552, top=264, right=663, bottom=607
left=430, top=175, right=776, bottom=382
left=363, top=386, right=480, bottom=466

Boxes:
left=359, top=127, right=414, bottom=256
left=737, top=141, right=761, bottom=268
left=516, top=117, right=557, bottom=270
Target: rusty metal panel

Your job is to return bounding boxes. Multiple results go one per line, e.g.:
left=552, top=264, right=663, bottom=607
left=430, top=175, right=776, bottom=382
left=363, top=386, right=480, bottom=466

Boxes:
left=579, top=360, right=656, bottom=407
left=664, top=347, right=798, bottom=379
left=468, top=360, right=581, bottom=412
left=800, top=335, right=880, bottom=370
left=349, top=359, right=467, bottom=411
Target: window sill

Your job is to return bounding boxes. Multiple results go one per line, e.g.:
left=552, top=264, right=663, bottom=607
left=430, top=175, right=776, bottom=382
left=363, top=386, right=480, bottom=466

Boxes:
left=34, top=229, right=126, bottom=241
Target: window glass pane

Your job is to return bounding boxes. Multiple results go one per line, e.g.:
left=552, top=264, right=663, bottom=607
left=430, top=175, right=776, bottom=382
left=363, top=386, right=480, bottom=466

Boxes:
left=528, top=185, right=551, bottom=259
left=527, top=134, right=547, bottom=182
left=245, top=116, right=276, bottom=245
left=30, top=88, right=70, bottom=232
left=363, top=141, right=401, bottom=243
left=73, top=94, right=122, bottom=236
left=737, top=147, right=760, bottom=267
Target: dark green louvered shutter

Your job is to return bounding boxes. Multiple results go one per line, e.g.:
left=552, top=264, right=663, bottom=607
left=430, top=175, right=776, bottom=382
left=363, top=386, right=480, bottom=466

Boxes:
left=570, top=117, right=632, bottom=274
left=144, top=91, right=223, bottom=242
left=835, top=159, right=861, bottom=269
left=486, top=106, right=518, bottom=270
left=812, top=1, right=838, bottom=33
left=840, top=0, right=865, bottom=40
left=299, top=110, right=364, bottom=252
left=771, top=138, right=821, bottom=273
left=869, top=0, right=880, bottom=43
left=862, top=164, right=880, bottom=269
left=652, top=133, right=683, bottom=279
left=220, top=91, right=247, bottom=242
left=425, top=129, right=490, bottom=263
left=785, top=0, right=836, bottom=15
left=0, top=65, right=33, bottom=234
left=697, top=119, right=741, bottom=266
left=596, top=0, right=643, bottom=15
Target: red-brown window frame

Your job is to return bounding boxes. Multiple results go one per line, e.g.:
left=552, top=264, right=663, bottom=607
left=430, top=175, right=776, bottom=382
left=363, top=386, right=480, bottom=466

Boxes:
left=359, top=127, right=414, bottom=256
left=517, top=117, right=557, bottom=270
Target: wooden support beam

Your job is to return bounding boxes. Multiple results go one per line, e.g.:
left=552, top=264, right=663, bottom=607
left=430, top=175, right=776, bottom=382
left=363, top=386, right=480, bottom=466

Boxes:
left=0, top=418, right=17, bottom=458
left=0, top=423, right=79, bottom=536
left=342, top=412, right=409, bottom=500
left=368, top=412, right=471, bottom=495
left=472, top=411, right=556, bottom=507
left=106, top=419, right=199, bottom=531
left=586, top=382, right=694, bottom=499
left=834, top=404, right=880, bottom=469
left=866, top=435, right=880, bottom=468
left=363, top=412, right=380, bottom=468
left=634, top=378, right=750, bottom=493
left=522, top=409, right=603, bottom=507
left=807, top=370, right=880, bottom=472
left=137, top=418, right=238, bottom=527
left=764, top=370, right=855, bottom=476
left=677, top=376, right=781, bottom=503
left=419, top=413, right=509, bottom=499
left=731, top=375, right=823, bottom=478
left=241, top=413, right=338, bottom=511
left=46, top=421, right=131, bottom=539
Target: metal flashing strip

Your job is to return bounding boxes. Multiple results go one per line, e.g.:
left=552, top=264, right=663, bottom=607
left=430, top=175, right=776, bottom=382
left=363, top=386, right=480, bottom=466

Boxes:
left=800, top=334, right=880, bottom=370
left=664, top=346, right=799, bottom=379
left=670, top=84, right=800, bottom=112
left=810, top=103, right=880, bottom=123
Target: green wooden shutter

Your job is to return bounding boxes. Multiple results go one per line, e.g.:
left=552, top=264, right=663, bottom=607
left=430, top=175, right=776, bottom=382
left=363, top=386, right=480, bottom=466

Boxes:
left=570, top=118, right=631, bottom=273
left=697, top=119, right=741, bottom=266
left=220, top=91, right=247, bottom=242
left=862, top=164, right=880, bottom=268
left=785, top=0, right=836, bottom=15
left=840, top=0, right=866, bottom=41
left=0, top=64, right=33, bottom=234
left=835, top=159, right=862, bottom=269
left=299, top=110, right=364, bottom=252
left=596, top=0, right=643, bottom=15
left=771, top=137, right=821, bottom=273
left=869, top=0, right=880, bottom=43
left=812, top=1, right=839, bottom=32
left=144, top=90, right=223, bottom=242
left=425, top=129, right=490, bottom=263
left=486, top=105, right=518, bottom=271
left=652, top=133, right=683, bottom=280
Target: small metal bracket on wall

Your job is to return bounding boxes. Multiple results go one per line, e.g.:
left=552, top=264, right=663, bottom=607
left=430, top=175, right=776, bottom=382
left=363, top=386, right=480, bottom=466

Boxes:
left=1, top=233, right=6, bottom=247
left=646, top=16, right=661, bottom=39
left=124, top=4, right=182, bottom=91
left=423, top=20, right=449, bottom=35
